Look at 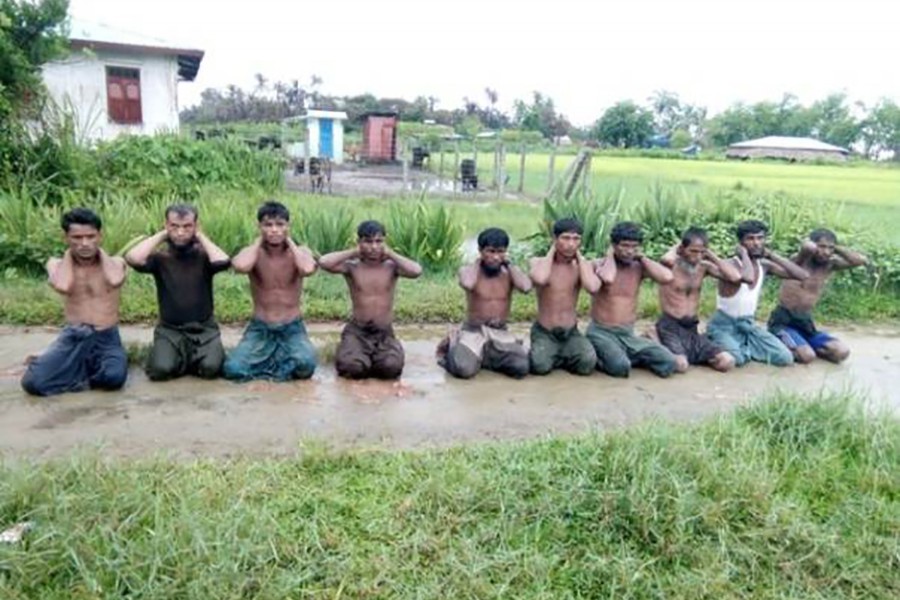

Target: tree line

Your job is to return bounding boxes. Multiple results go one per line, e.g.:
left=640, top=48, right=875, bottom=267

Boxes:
left=183, top=79, right=900, bottom=158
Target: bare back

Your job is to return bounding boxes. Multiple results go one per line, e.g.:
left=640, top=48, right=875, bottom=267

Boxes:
left=658, top=261, right=708, bottom=319
left=591, top=259, right=643, bottom=327
left=534, top=259, right=580, bottom=329
left=778, top=256, right=833, bottom=313
left=249, top=248, right=303, bottom=323
left=52, top=258, right=123, bottom=329
left=466, top=269, right=514, bottom=326
left=345, top=259, right=398, bottom=327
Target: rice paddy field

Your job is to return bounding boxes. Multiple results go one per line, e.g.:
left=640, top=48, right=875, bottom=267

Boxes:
left=456, top=154, right=900, bottom=244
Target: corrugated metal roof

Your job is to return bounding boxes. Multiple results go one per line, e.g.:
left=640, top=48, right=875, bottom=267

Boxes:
left=67, top=18, right=204, bottom=81
left=729, top=136, right=849, bottom=153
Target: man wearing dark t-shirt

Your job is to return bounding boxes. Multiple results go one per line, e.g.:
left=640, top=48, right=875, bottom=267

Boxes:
left=125, top=204, right=231, bottom=380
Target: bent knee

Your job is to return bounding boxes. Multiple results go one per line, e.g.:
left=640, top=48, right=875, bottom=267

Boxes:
left=93, top=368, right=127, bottom=390
left=598, top=358, right=630, bottom=378
left=372, top=358, right=403, bottom=380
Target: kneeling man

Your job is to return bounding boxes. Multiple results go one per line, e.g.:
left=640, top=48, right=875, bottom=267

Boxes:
left=439, top=228, right=532, bottom=379
left=319, top=221, right=422, bottom=379
left=22, top=208, right=128, bottom=396
left=768, top=229, right=867, bottom=364
left=224, top=201, right=318, bottom=381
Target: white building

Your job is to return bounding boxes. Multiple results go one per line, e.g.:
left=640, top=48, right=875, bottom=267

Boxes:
left=41, top=19, right=203, bottom=142
left=305, top=110, right=348, bottom=163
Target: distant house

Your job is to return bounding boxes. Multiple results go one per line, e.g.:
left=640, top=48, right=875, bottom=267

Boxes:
left=41, top=18, right=204, bottom=142
left=726, top=136, right=849, bottom=162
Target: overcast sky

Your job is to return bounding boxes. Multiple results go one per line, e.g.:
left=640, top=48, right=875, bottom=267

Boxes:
left=68, top=0, right=898, bottom=126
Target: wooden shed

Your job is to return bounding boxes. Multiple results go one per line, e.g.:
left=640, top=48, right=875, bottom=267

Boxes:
left=361, top=112, right=398, bottom=162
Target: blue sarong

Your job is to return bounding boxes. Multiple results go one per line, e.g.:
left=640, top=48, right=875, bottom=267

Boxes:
left=223, top=318, right=317, bottom=382
left=21, top=325, right=128, bottom=396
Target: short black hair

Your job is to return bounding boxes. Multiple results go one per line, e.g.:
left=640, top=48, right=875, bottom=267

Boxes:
left=257, top=200, right=290, bottom=222
left=810, top=228, right=837, bottom=244
left=611, top=221, right=644, bottom=244
left=357, top=220, right=386, bottom=238
left=477, top=227, right=509, bottom=250
left=736, top=219, right=767, bottom=240
left=552, top=218, right=583, bottom=238
left=61, top=207, right=102, bottom=232
left=681, top=226, right=708, bottom=247
left=165, top=203, right=198, bottom=221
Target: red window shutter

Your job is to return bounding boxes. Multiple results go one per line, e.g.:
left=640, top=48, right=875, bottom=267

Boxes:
left=106, top=67, right=142, bottom=124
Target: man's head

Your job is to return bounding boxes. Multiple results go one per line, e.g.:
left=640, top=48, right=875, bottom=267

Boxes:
left=357, top=220, right=386, bottom=262
left=809, top=228, right=837, bottom=264
left=736, top=219, right=768, bottom=258
left=610, top=221, right=644, bottom=264
left=679, top=226, right=709, bottom=266
left=61, top=208, right=103, bottom=261
left=552, top=218, right=583, bottom=260
left=164, top=203, right=199, bottom=249
left=257, top=201, right=291, bottom=247
left=477, top=227, right=510, bottom=277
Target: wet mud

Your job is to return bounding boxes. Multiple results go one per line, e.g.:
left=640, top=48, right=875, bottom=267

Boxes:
left=0, top=324, right=897, bottom=459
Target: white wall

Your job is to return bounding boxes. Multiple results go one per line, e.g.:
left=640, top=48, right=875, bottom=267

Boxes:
left=306, top=118, right=320, bottom=157
left=42, top=48, right=180, bottom=142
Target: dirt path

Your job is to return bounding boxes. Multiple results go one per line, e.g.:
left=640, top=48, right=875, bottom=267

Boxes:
left=0, top=324, right=897, bottom=459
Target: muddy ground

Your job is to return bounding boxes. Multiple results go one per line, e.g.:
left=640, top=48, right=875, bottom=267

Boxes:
left=285, top=164, right=525, bottom=200
left=0, top=324, right=897, bottom=459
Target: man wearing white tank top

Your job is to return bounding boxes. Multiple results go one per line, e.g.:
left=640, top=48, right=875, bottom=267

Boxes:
left=706, top=220, right=809, bottom=367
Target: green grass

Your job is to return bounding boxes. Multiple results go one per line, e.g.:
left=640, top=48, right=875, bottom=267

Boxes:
left=456, top=154, right=900, bottom=243
left=1, top=392, right=897, bottom=598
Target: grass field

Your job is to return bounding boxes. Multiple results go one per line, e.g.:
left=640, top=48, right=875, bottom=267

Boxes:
left=450, top=154, right=900, bottom=243
left=1, top=392, right=897, bottom=598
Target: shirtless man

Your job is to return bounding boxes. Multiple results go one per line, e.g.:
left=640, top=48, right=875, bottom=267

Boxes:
left=22, top=208, right=128, bottom=396
left=125, top=204, right=231, bottom=380
left=657, top=227, right=742, bottom=373
left=586, top=221, right=677, bottom=378
left=706, top=219, right=808, bottom=367
left=768, top=229, right=867, bottom=364
left=223, top=201, right=318, bottom=381
left=438, top=227, right=532, bottom=379
left=528, top=218, right=600, bottom=376
left=319, top=220, right=422, bottom=379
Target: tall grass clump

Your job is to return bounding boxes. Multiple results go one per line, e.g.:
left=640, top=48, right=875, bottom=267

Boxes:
left=388, top=200, right=463, bottom=273
left=0, top=392, right=896, bottom=597
left=293, top=205, right=356, bottom=256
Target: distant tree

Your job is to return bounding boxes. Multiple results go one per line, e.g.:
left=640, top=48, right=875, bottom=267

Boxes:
left=592, top=101, right=654, bottom=148
left=0, top=0, right=69, bottom=121
left=807, top=93, right=861, bottom=149
left=860, top=99, right=900, bottom=159
left=1, top=0, right=70, bottom=182
left=513, top=91, right=570, bottom=139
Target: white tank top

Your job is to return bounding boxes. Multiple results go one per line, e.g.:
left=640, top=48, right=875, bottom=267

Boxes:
left=717, top=260, right=765, bottom=318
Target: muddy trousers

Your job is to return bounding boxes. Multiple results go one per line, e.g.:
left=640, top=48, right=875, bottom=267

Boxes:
left=223, top=318, right=316, bottom=382
left=21, top=325, right=127, bottom=397
left=586, top=321, right=677, bottom=378
left=441, top=324, right=529, bottom=379
left=529, top=323, right=597, bottom=376
left=706, top=310, right=793, bottom=367
left=335, top=321, right=404, bottom=380
left=146, top=319, right=225, bottom=381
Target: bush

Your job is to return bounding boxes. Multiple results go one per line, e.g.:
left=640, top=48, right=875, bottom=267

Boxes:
left=387, top=200, right=463, bottom=273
